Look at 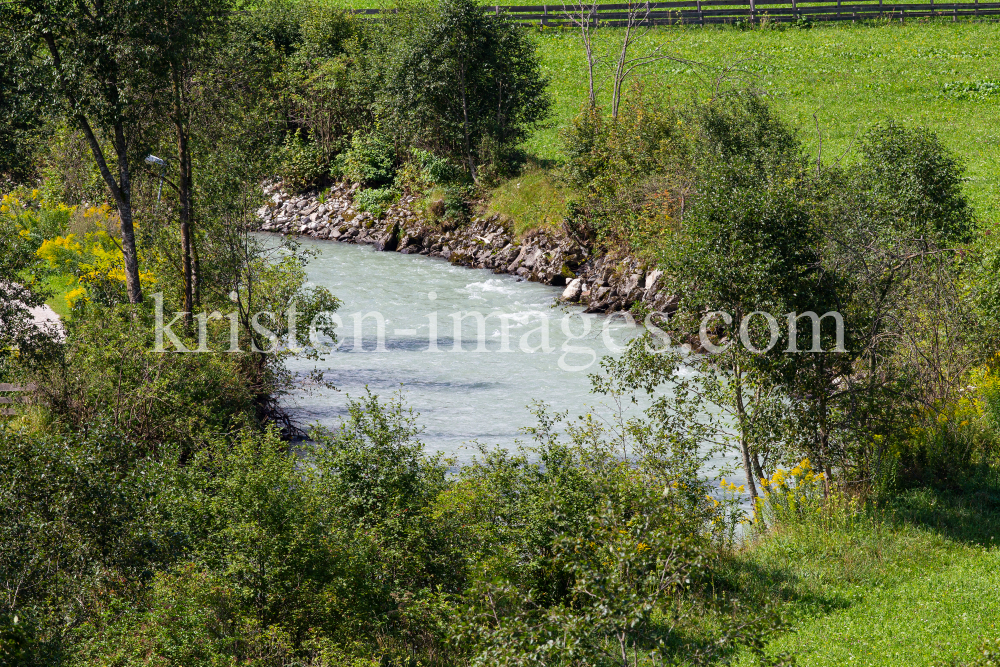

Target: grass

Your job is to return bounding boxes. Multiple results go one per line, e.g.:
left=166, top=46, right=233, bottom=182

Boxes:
left=41, top=273, right=75, bottom=320
left=526, top=20, right=1000, bottom=222
left=721, top=484, right=1000, bottom=665
left=487, top=167, right=571, bottom=236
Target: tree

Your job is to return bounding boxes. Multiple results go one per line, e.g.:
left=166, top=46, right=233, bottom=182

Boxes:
left=386, top=0, right=552, bottom=182
left=561, top=0, right=693, bottom=118
left=1, top=0, right=171, bottom=303
left=798, top=123, right=980, bottom=486
left=661, top=94, right=823, bottom=500
left=153, top=0, right=229, bottom=321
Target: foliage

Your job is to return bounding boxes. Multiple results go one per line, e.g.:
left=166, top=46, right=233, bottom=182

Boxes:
left=335, top=131, right=396, bottom=187
left=13, top=303, right=257, bottom=452
left=353, top=186, right=399, bottom=219
left=0, top=424, right=179, bottom=666
left=0, top=190, right=62, bottom=377
left=382, top=0, right=552, bottom=181
left=851, top=121, right=975, bottom=245
left=277, top=129, right=327, bottom=192
left=941, top=80, right=1000, bottom=101
left=28, top=202, right=158, bottom=307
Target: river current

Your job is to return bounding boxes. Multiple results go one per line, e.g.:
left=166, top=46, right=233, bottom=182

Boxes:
left=278, top=235, right=645, bottom=463
left=279, top=235, right=742, bottom=488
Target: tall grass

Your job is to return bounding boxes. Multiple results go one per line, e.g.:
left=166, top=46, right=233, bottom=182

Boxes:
left=487, top=167, right=572, bottom=237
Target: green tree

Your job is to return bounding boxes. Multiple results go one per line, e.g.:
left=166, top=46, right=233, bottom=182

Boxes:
left=156, top=0, right=230, bottom=321
left=661, top=94, right=822, bottom=500
left=1, top=0, right=174, bottom=303
left=385, top=0, right=551, bottom=182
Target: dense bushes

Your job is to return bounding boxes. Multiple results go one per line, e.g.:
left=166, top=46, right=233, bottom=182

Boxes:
left=272, top=0, right=550, bottom=193
left=0, top=360, right=761, bottom=666
left=562, top=86, right=993, bottom=496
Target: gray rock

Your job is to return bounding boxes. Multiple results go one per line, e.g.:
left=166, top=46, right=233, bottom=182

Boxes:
left=644, top=270, right=663, bottom=300
left=562, top=278, right=583, bottom=302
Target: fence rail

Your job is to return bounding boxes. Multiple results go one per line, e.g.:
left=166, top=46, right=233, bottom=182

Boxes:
left=0, top=383, right=35, bottom=417
left=351, top=0, right=1000, bottom=25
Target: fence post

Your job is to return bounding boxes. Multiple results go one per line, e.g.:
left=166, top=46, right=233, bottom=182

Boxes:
left=953, top=3, right=957, bottom=20
left=836, top=0, right=841, bottom=20
left=541, top=4, right=547, bottom=26
left=791, top=0, right=797, bottom=19
left=698, top=0, right=704, bottom=24
left=495, top=4, right=500, bottom=15
left=750, top=0, right=756, bottom=22
left=975, top=0, right=979, bottom=17
left=590, top=4, right=597, bottom=26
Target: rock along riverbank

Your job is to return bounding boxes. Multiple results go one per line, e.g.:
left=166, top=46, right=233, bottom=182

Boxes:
left=257, top=181, right=679, bottom=316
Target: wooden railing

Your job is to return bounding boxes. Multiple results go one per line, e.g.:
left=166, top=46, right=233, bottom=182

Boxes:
left=0, top=383, right=35, bottom=417
left=351, top=0, right=1000, bottom=25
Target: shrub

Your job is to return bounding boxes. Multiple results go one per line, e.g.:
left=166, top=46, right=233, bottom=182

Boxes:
left=15, top=303, right=257, bottom=452
left=335, top=131, right=396, bottom=187
left=853, top=121, right=975, bottom=245
left=353, top=186, right=398, bottom=219
left=277, top=129, right=326, bottom=192
left=411, top=148, right=464, bottom=185
left=0, top=424, right=179, bottom=666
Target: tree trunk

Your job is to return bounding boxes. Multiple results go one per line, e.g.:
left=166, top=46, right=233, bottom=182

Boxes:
left=171, top=62, right=195, bottom=325
left=611, top=21, right=632, bottom=119
left=818, top=393, right=832, bottom=497
left=458, top=59, right=477, bottom=183
left=42, top=34, right=142, bottom=304
left=113, top=122, right=143, bottom=304
left=733, top=363, right=760, bottom=501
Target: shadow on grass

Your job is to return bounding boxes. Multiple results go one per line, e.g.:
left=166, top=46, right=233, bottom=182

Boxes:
left=885, top=467, right=1000, bottom=546
left=656, top=554, right=852, bottom=665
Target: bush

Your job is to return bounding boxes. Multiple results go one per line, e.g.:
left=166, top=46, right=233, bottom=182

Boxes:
left=353, top=186, right=398, bottom=219
left=0, top=424, right=179, bottom=666
left=277, top=129, right=326, bottom=191
left=335, top=131, right=396, bottom=187
left=411, top=148, right=464, bottom=185
left=853, top=121, right=975, bottom=245
left=15, top=303, right=257, bottom=452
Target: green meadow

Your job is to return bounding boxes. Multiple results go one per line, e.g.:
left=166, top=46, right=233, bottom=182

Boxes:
left=727, top=487, right=1000, bottom=666
left=527, top=20, right=1000, bottom=219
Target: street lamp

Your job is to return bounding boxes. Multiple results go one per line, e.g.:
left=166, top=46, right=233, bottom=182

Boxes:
left=144, top=155, right=167, bottom=204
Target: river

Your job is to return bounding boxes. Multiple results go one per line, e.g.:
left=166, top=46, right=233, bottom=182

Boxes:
left=278, top=235, right=645, bottom=463
left=279, top=235, right=743, bottom=489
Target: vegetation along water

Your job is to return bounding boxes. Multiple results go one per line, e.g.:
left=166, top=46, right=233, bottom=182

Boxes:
left=2, top=0, right=1000, bottom=665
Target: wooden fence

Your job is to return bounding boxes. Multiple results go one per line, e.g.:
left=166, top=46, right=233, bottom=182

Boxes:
left=0, top=383, right=34, bottom=417
left=351, top=0, right=1000, bottom=25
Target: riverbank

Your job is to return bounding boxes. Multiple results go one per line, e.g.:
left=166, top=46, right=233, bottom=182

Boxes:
left=257, top=180, right=679, bottom=317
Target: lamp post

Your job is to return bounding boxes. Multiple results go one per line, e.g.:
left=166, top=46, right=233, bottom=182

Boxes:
left=144, top=154, right=167, bottom=204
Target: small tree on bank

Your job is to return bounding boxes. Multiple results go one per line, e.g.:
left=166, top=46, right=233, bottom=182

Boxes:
left=385, top=0, right=552, bottom=182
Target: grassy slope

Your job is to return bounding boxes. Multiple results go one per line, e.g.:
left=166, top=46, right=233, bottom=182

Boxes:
left=728, top=487, right=1000, bottom=665
left=528, top=20, right=1000, bottom=221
